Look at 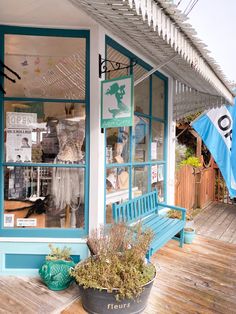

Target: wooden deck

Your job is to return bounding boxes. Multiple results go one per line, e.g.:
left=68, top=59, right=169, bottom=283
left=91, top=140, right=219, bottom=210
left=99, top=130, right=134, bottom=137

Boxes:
left=0, top=276, right=79, bottom=313
left=1, top=202, right=235, bottom=313
left=194, top=202, right=236, bottom=244
left=63, top=235, right=236, bottom=314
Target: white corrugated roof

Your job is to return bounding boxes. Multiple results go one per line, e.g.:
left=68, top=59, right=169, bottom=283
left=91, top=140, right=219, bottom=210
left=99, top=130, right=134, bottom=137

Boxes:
left=69, top=0, right=235, bottom=118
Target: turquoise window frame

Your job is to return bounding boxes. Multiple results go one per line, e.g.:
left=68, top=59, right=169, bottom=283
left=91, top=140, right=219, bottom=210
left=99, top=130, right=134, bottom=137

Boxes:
left=104, top=36, right=168, bottom=222
left=0, top=25, right=90, bottom=238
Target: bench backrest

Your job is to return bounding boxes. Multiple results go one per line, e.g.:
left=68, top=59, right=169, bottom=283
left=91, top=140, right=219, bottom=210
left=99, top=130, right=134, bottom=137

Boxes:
left=112, top=190, right=159, bottom=224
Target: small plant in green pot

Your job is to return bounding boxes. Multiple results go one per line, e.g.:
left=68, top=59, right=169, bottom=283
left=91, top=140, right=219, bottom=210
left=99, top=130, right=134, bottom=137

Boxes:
left=39, top=244, right=75, bottom=291
left=70, top=223, right=156, bottom=314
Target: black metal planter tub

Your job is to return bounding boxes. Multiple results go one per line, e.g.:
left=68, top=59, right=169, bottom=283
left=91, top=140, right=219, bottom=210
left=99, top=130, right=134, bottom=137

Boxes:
left=77, top=275, right=155, bottom=314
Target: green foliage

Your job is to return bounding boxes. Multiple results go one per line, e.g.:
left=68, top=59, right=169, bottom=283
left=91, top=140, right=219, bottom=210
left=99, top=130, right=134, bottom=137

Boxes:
left=179, top=156, right=201, bottom=168
left=46, top=244, right=72, bottom=261
left=70, top=223, right=155, bottom=301
left=185, top=147, right=195, bottom=159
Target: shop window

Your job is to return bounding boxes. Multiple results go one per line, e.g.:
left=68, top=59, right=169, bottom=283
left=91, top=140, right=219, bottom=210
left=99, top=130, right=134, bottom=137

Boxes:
left=4, top=102, right=86, bottom=164
left=106, top=46, right=130, bottom=79
left=106, top=127, right=130, bottom=164
left=151, top=120, right=164, bottom=161
left=133, top=116, right=149, bottom=162
left=105, top=38, right=167, bottom=223
left=134, top=66, right=150, bottom=115
left=152, top=75, right=165, bottom=119
left=4, top=166, right=85, bottom=229
left=106, top=167, right=129, bottom=223
left=1, top=28, right=89, bottom=234
left=132, top=166, right=148, bottom=195
left=151, top=164, right=165, bottom=202
left=4, top=35, right=86, bottom=99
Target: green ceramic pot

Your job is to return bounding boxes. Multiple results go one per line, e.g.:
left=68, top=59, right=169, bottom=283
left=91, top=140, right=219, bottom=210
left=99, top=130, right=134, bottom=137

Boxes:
left=39, top=259, right=75, bottom=291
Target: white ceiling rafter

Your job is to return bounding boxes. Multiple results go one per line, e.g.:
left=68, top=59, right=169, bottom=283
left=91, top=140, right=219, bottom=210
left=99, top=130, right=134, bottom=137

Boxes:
left=68, top=0, right=234, bottom=119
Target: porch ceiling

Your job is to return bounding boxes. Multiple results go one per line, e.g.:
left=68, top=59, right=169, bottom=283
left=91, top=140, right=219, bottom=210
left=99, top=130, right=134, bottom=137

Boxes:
left=69, top=0, right=235, bottom=119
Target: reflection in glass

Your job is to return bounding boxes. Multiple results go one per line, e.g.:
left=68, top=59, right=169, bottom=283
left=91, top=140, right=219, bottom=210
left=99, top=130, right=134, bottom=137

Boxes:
left=152, top=164, right=164, bottom=202
left=152, top=120, right=164, bottom=161
left=132, top=166, right=148, bottom=195
left=106, top=127, right=130, bottom=164
left=4, top=35, right=86, bottom=99
left=106, top=46, right=130, bottom=79
left=4, top=102, right=86, bottom=164
left=134, top=68, right=150, bottom=114
left=133, top=116, right=149, bottom=162
left=106, top=167, right=129, bottom=223
left=4, top=166, right=85, bottom=229
left=152, top=75, right=165, bottom=119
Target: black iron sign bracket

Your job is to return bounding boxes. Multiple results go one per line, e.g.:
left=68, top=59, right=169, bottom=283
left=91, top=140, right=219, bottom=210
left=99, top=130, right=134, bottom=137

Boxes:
left=99, top=54, right=137, bottom=78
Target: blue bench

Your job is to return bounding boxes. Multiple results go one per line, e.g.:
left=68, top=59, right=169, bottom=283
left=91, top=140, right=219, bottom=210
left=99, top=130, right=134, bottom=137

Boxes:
left=112, top=189, right=186, bottom=260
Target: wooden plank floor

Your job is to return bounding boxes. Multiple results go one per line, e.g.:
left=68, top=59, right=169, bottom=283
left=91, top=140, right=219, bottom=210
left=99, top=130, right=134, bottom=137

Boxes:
left=194, top=202, right=236, bottom=243
left=62, top=235, right=236, bottom=314
left=0, top=276, right=79, bottom=313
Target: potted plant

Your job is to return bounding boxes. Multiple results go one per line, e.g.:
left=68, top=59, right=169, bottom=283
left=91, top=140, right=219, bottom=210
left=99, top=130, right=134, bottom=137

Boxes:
left=39, top=244, right=75, bottom=291
left=70, top=223, right=156, bottom=314
left=167, top=210, right=195, bottom=244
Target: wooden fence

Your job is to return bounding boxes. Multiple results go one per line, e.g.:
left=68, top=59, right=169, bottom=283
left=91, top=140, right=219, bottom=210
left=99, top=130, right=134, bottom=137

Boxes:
left=175, top=163, right=215, bottom=210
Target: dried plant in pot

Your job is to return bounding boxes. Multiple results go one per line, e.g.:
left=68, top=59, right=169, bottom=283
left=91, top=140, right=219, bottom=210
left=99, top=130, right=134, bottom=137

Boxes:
left=70, top=223, right=156, bottom=314
left=39, top=244, right=75, bottom=291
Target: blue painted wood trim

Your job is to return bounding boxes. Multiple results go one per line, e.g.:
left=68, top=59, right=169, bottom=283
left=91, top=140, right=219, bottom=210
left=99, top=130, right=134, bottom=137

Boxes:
left=4, top=97, right=86, bottom=103
left=0, top=241, right=88, bottom=275
left=0, top=228, right=86, bottom=238
left=5, top=253, right=80, bottom=269
left=3, top=162, right=87, bottom=168
left=0, top=25, right=89, bottom=38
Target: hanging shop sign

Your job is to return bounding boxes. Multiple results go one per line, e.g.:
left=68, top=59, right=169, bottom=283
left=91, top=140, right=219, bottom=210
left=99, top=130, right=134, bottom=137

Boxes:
left=101, top=75, right=133, bottom=128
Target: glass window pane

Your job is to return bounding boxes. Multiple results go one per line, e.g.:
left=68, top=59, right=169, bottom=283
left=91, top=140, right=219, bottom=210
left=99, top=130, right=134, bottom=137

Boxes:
left=4, top=166, right=85, bottom=229
left=132, top=166, right=148, bottom=195
left=106, top=46, right=130, bottom=79
left=4, top=35, right=86, bottom=99
left=151, top=164, right=164, bottom=202
left=4, top=101, right=86, bottom=164
left=133, top=116, right=149, bottom=162
left=152, top=120, right=164, bottom=161
left=106, top=127, right=130, bottom=164
left=152, top=75, right=165, bottom=119
left=134, top=65, right=149, bottom=115
left=106, top=167, right=129, bottom=223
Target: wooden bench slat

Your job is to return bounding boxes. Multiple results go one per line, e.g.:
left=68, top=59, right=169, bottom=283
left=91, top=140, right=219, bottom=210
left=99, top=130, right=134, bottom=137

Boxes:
left=148, top=218, right=180, bottom=235
left=112, top=189, right=186, bottom=259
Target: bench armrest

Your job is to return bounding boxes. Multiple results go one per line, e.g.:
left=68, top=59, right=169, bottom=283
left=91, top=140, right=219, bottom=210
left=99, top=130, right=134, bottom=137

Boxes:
left=156, top=202, right=186, bottom=221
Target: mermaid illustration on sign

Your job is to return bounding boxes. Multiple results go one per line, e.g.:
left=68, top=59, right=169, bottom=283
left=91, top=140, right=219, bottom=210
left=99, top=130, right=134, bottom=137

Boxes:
left=106, top=82, right=130, bottom=118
